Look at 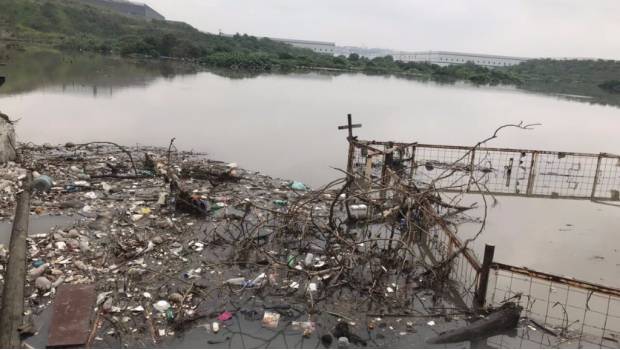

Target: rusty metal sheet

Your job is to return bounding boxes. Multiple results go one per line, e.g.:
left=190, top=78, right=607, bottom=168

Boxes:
left=47, top=284, right=95, bottom=348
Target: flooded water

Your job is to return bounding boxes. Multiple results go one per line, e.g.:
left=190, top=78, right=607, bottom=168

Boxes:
left=0, top=215, right=77, bottom=246
left=1, top=51, right=618, bottom=288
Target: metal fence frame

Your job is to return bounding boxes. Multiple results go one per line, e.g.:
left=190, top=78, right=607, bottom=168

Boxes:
left=350, top=140, right=620, bottom=202
left=347, top=138, right=620, bottom=348
left=486, top=263, right=620, bottom=348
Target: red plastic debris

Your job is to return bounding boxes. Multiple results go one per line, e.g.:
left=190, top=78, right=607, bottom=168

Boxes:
left=217, top=311, right=233, bottom=321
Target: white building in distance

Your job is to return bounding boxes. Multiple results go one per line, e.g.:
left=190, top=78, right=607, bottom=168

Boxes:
left=269, top=37, right=336, bottom=55
left=218, top=33, right=335, bottom=55
left=392, top=51, right=529, bottom=67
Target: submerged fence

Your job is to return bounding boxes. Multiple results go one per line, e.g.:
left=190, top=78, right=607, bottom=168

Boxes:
left=486, top=263, right=620, bottom=348
left=347, top=138, right=620, bottom=348
left=349, top=140, right=620, bottom=201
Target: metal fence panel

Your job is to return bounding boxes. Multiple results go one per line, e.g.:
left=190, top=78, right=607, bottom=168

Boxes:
left=351, top=140, right=620, bottom=201
left=487, top=267, right=620, bottom=348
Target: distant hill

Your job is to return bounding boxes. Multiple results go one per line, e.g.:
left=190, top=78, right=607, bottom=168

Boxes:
left=0, top=0, right=318, bottom=60
left=77, top=0, right=165, bottom=21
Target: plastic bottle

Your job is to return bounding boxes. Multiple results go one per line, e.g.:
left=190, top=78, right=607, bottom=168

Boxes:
left=304, top=253, right=314, bottom=266
left=251, top=273, right=266, bottom=287
left=224, top=277, right=246, bottom=286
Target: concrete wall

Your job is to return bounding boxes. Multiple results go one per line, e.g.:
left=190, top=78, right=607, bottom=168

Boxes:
left=0, top=114, right=16, bottom=164
left=393, top=51, right=528, bottom=67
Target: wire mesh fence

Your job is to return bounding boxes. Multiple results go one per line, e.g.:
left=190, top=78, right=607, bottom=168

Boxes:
left=348, top=138, right=620, bottom=348
left=350, top=140, right=620, bottom=201
left=418, top=213, right=482, bottom=308
left=349, top=140, right=484, bottom=308
left=486, top=264, right=620, bottom=348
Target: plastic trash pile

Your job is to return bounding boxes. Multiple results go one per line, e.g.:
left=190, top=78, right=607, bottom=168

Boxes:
left=0, top=142, right=473, bottom=348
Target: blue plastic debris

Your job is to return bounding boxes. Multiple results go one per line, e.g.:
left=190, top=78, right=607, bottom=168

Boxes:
left=290, top=181, right=307, bottom=191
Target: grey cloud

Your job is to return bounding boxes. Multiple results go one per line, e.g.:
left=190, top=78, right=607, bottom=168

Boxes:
left=142, top=0, right=620, bottom=59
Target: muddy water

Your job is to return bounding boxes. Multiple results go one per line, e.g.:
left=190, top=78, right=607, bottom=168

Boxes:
left=0, top=215, right=77, bottom=246
left=0, top=52, right=618, bottom=289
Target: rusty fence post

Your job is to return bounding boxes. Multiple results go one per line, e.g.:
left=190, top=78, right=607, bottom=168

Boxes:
left=474, top=244, right=495, bottom=310
left=380, top=142, right=394, bottom=200
left=590, top=153, right=603, bottom=200
left=466, top=149, right=476, bottom=192
left=408, top=145, right=416, bottom=184
left=526, top=151, right=538, bottom=196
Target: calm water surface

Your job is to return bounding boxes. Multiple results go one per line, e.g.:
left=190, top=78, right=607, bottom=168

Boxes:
left=1, top=52, right=618, bottom=287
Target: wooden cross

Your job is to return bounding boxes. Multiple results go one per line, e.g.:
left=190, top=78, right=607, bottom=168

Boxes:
left=337, top=114, right=362, bottom=140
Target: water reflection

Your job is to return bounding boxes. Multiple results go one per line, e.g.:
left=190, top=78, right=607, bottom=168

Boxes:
left=0, top=50, right=618, bottom=289
left=0, top=50, right=198, bottom=97
left=2, top=50, right=620, bottom=108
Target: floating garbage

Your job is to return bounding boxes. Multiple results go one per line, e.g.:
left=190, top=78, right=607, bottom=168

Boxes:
left=304, top=253, right=314, bottom=266
left=153, top=300, right=171, bottom=313
left=290, top=181, right=307, bottom=191
left=292, top=321, right=316, bottom=336
left=190, top=241, right=204, bottom=252
left=168, top=293, right=184, bottom=304
left=32, top=175, right=53, bottom=192
left=217, top=311, right=233, bottom=321
left=223, top=273, right=265, bottom=288
left=224, top=277, right=246, bottom=286
left=287, top=255, right=296, bottom=268
left=84, top=192, right=97, bottom=199
left=349, top=204, right=368, bottom=219
left=0, top=140, right=513, bottom=348
left=262, top=311, right=281, bottom=329
left=307, top=282, right=318, bottom=293
left=273, top=199, right=288, bottom=207
left=130, top=306, right=145, bottom=313
left=35, top=276, right=52, bottom=291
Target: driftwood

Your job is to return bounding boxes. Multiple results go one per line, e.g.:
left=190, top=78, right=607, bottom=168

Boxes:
left=426, top=302, right=522, bottom=344
left=180, top=164, right=239, bottom=185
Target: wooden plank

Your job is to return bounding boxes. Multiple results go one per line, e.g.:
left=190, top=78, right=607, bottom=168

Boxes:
left=0, top=173, right=32, bottom=348
left=47, top=284, right=96, bottom=348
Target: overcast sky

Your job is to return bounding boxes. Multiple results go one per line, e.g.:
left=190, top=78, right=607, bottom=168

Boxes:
left=140, top=0, right=619, bottom=59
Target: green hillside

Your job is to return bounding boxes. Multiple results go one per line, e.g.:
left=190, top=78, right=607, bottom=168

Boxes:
left=0, top=0, right=319, bottom=59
